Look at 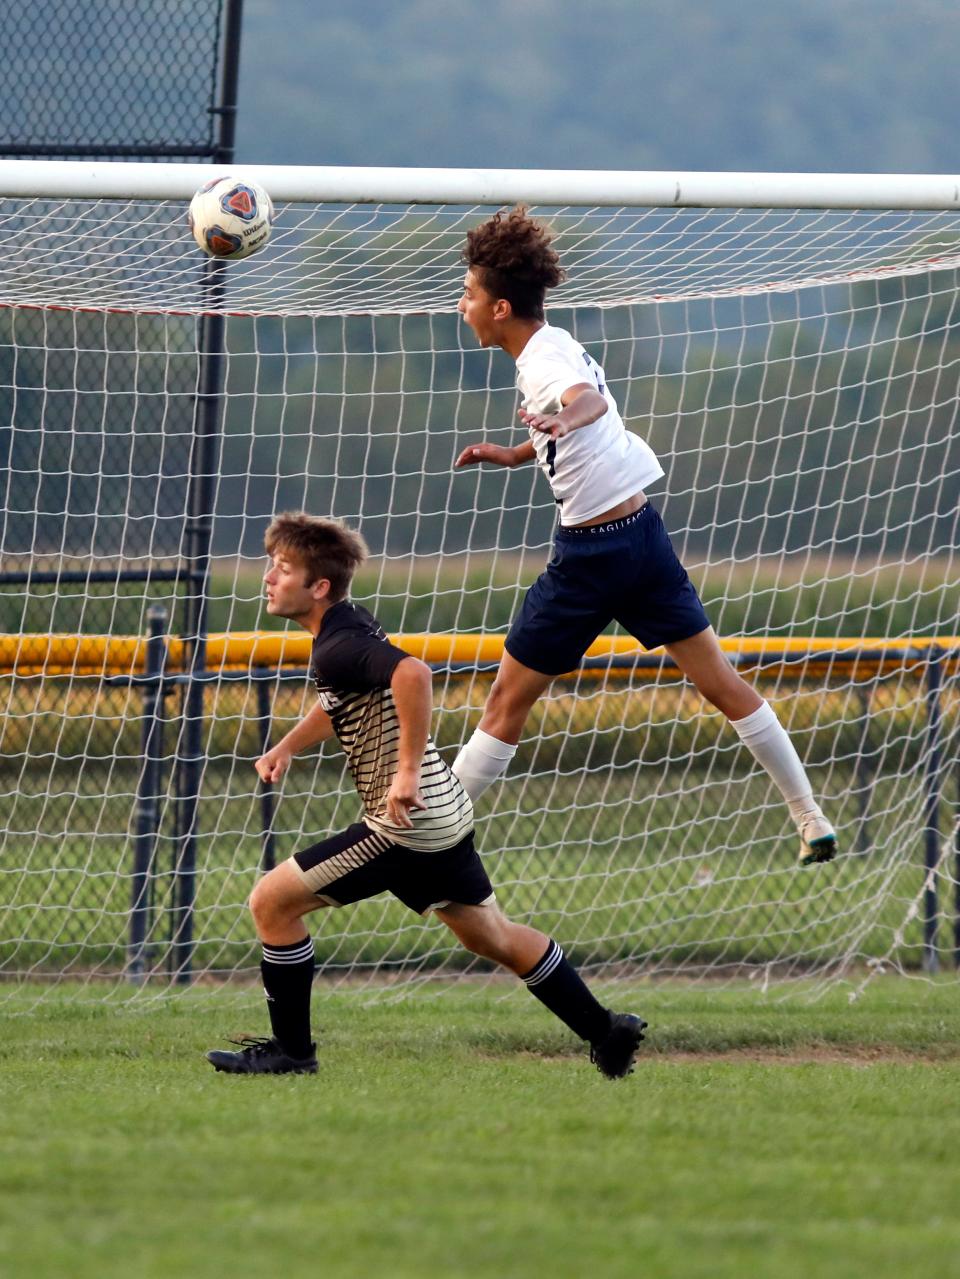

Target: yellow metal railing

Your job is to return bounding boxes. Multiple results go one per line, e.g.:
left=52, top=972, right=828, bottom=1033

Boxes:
left=3, top=632, right=960, bottom=678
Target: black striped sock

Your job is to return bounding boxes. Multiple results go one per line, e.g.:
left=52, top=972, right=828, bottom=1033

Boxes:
left=521, top=939, right=612, bottom=1044
left=260, top=936, right=316, bottom=1059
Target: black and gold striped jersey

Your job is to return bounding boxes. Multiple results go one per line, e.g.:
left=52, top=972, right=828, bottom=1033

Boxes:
left=310, top=602, right=474, bottom=852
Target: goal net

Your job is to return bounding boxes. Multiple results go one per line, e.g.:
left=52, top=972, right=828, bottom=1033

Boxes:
left=2, top=163, right=959, bottom=1002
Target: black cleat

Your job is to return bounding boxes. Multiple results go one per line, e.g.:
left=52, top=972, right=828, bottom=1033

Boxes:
left=206, top=1035, right=317, bottom=1075
left=590, top=1013, right=647, bottom=1079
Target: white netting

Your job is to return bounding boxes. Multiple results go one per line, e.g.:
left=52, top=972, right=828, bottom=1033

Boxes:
left=2, top=198, right=960, bottom=313
left=1, top=184, right=959, bottom=1002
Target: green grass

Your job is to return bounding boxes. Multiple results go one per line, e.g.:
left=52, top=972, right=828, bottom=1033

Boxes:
left=1, top=979, right=958, bottom=1279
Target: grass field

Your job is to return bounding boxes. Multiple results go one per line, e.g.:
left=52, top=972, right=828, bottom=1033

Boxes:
left=1, top=978, right=958, bottom=1279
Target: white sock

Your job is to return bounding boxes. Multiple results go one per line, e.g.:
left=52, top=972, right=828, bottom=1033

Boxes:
left=452, top=729, right=517, bottom=802
left=730, top=701, right=819, bottom=826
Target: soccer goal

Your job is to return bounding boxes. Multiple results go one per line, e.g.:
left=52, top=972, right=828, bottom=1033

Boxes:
left=2, top=161, right=959, bottom=1002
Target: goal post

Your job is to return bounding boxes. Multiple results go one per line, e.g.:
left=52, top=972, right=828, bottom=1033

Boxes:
left=2, top=160, right=959, bottom=1001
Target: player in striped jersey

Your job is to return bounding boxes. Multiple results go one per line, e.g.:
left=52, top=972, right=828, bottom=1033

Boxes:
left=207, top=512, right=645, bottom=1078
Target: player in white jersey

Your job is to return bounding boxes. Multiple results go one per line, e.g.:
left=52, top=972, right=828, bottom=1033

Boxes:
left=452, top=206, right=836, bottom=868
left=207, top=512, right=645, bottom=1078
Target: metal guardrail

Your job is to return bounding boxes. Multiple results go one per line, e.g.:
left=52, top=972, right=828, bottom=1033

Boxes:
left=4, top=631, right=960, bottom=677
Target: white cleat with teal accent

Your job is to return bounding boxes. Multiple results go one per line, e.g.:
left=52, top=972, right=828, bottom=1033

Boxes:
left=798, top=813, right=837, bottom=867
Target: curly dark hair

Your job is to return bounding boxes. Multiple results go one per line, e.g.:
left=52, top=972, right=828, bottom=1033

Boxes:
left=462, top=205, right=566, bottom=320
left=264, top=512, right=368, bottom=602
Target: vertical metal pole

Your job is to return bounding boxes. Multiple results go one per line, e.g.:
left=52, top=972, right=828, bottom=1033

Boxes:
left=171, top=0, right=245, bottom=983
left=255, top=676, right=277, bottom=872
left=127, top=605, right=168, bottom=982
left=211, top=0, right=244, bottom=164
left=955, top=742, right=960, bottom=970
left=854, top=684, right=873, bottom=854
left=922, top=647, right=942, bottom=974
left=171, top=302, right=225, bottom=983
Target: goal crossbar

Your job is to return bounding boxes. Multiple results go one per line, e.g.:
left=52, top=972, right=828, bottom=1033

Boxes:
left=2, top=159, right=960, bottom=209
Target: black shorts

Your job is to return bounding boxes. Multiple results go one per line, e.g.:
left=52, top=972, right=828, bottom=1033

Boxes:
left=504, top=502, right=712, bottom=677
left=290, top=822, right=495, bottom=916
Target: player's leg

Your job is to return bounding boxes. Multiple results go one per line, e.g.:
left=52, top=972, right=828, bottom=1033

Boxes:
left=433, top=899, right=547, bottom=973
left=663, top=626, right=836, bottom=865
left=208, top=823, right=397, bottom=1075
left=452, top=652, right=551, bottom=800
left=387, top=834, right=645, bottom=1076
left=453, top=540, right=609, bottom=802
left=249, top=856, right=327, bottom=943
left=435, top=901, right=646, bottom=1079
left=249, top=860, right=326, bottom=1060
left=614, top=505, right=836, bottom=866
left=207, top=859, right=325, bottom=1075
left=477, top=652, right=554, bottom=745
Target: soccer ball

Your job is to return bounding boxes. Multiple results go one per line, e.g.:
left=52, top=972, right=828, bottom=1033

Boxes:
left=187, top=176, right=274, bottom=260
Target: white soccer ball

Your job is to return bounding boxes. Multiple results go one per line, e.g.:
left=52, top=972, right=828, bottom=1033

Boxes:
left=187, top=176, right=274, bottom=260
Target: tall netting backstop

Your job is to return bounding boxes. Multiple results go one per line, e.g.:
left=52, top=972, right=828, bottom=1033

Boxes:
left=2, top=163, right=959, bottom=1001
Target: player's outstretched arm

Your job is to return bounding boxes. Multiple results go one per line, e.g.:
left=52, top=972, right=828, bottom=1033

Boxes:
left=520, top=384, right=607, bottom=440
left=454, top=440, right=536, bottom=469
left=254, top=699, right=335, bottom=784
left=385, top=656, right=433, bottom=828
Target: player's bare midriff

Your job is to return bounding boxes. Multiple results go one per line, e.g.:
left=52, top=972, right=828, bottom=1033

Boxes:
left=569, top=490, right=647, bottom=529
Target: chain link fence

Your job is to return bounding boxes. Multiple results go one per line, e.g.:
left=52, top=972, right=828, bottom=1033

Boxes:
left=0, top=0, right=233, bottom=159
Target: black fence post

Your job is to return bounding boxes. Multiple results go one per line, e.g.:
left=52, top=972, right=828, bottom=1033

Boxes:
left=922, top=646, right=943, bottom=974
left=127, top=605, right=168, bottom=982
left=211, top=0, right=244, bottom=165
left=171, top=300, right=225, bottom=985
left=170, top=0, right=245, bottom=984
left=256, top=676, right=277, bottom=872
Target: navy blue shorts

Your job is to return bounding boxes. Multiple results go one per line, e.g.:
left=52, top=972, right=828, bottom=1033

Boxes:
left=290, top=823, right=495, bottom=916
left=504, top=503, right=711, bottom=677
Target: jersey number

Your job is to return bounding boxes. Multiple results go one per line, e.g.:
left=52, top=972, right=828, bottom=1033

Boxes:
left=583, top=352, right=605, bottom=396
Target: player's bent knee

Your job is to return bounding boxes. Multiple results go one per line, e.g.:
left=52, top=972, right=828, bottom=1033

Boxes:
left=248, top=877, right=277, bottom=930
left=249, top=862, right=312, bottom=931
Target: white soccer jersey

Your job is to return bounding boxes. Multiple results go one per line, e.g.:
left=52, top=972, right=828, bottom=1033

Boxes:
left=515, top=325, right=664, bottom=525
